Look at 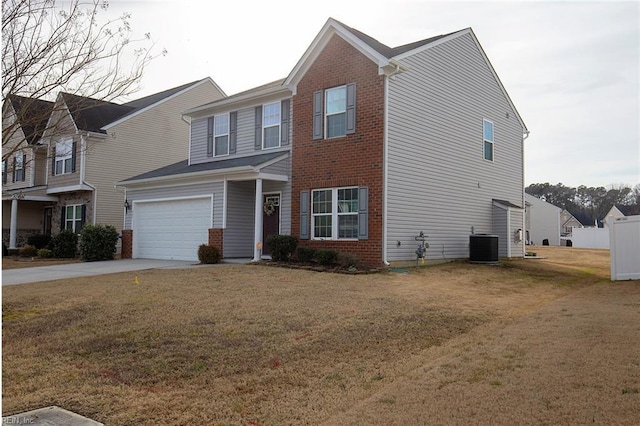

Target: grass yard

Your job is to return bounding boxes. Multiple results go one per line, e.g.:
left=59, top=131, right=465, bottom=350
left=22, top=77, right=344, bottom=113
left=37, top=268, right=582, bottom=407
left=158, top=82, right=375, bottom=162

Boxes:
left=2, top=247, right=638, bottom=425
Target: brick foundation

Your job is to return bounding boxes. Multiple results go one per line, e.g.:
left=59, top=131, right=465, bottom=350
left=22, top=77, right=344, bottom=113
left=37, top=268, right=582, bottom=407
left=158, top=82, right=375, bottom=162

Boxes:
left=208, top=228, right=224, bottom=258
left=121, top=229, right=132, bottom=259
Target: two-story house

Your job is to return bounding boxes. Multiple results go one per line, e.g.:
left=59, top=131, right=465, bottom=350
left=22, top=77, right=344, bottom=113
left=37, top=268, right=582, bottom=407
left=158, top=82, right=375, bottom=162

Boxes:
left=2, top=78, right=225, bottom=249
left=118, top=18, right=528, bottom=265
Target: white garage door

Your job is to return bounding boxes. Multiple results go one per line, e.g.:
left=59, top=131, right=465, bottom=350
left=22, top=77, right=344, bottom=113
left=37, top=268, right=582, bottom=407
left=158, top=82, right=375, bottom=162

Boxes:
left=134, top=197, right=211, bottom=261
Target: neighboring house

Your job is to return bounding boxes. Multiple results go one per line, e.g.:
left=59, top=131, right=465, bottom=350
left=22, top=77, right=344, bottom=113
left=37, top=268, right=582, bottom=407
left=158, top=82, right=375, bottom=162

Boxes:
left=525, top=193, right=561, bottom=245
left=118, top=18, right=528, bottom=265
left=602, top=204, right=640, bottom=228
left=2, top=78, right=225, bottom=249
left=560, top=209, right=584, bottom=237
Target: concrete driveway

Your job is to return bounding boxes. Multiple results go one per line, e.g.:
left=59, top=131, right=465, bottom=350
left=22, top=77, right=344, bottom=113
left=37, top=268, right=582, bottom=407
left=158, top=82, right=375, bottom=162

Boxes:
left=2, top=258, right=208, bottom=286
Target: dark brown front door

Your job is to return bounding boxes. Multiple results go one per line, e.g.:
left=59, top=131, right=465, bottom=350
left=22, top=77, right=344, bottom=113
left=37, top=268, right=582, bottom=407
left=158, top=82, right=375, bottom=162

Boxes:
left=262, top=194, right=280, bottom=255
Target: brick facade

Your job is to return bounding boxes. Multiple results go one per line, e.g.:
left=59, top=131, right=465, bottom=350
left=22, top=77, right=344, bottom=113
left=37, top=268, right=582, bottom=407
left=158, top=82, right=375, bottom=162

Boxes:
left=121, top=229, right=132, bottom=259
left=291, top=34, right=385, bottom=266
left=208, top=228, right=224, bottom=258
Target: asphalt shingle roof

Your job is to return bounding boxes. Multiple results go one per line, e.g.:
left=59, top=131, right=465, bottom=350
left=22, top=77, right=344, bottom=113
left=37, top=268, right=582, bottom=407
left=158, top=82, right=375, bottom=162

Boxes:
left=121, top=151, right=288, bottom=183
left=8, top=95, right=55, bottom=144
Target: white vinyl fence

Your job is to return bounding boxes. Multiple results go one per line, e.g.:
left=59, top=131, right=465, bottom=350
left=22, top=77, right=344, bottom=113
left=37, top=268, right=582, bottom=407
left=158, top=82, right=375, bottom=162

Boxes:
left=572, top=227, right=610, bottom=249
left=609, top=215, right=640, bottom=281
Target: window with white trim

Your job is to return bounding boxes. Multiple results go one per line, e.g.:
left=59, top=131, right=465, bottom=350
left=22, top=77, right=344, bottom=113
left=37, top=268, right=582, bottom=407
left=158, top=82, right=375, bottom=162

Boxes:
left=483, top=119, right=494, bottom=161
left=214, top=114, right=229, bottom=156
left=14, top=152, right=25, bottom=182
left=263, top=102, right=281, bottom=149
left=55, top=139, right=73, bottom=174
left=325, top=86, right=347, bottom=138
left=65, top=204, right=84, bottom=233
left=312, top=187, right=359, bottom=239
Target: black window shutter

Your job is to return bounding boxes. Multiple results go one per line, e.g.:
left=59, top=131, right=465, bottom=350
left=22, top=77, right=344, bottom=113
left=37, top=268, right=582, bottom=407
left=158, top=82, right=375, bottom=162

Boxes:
left=207, top=117, right=214, bottom=157
left=71, top=141, right=77, bottom=173
left=61, top=207, right=66, bottom=232
left=79, top=204, right=87, bottom=232
left=12, top=157, right=16, bottom=183
left=312, top=91, right=323, bottom=140
left=21, top=154, right=26, bottom=181
left=229, top=112, right=237, bottom=154
left=51, top=144, right=56, bottom=176
left=254, top=106, right=262, bottom=150
left=280, top=99, right=290, bottom=146
left=2, top=161, right=6, bottom=184
left=357, top=186, right=368, bottom=240
left=300, top=190, right=310, bottom=240
left=346, top=83, right=356, bottom=134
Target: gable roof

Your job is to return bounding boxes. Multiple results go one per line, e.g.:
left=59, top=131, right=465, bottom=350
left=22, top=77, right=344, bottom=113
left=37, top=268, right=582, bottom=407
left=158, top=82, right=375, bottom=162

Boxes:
left=61, top=93, right=134, bottom=134
left=6, top=95, right=55, bottom=144
left=58, top=79, right=218, bottom=134
left=284, top=18, right=527, bottom=132
left=612, top=204, right=640, bottom=216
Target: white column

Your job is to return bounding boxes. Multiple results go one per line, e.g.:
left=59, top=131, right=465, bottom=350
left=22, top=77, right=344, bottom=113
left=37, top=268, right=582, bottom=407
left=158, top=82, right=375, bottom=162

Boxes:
left=253, top=178, right=263, bottom=261
left=9, top=198, right=19, bottom=249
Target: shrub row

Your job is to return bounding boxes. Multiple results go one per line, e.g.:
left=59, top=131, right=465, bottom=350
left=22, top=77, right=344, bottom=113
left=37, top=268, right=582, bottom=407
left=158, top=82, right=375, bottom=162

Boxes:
left=265, top=235, right=359, bottom=268
left=7, top=225, right=120, bottom=261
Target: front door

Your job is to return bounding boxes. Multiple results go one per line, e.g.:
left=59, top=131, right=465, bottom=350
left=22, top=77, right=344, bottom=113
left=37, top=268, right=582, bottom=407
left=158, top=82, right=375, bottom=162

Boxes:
left=43, top=207, right=53, bottom=236
left=262, top=194, right=280, bottom=255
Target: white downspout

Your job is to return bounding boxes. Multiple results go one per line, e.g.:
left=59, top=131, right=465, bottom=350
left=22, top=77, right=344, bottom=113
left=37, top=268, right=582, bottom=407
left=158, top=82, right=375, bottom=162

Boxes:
left=383, top=74, right=390, bottom=266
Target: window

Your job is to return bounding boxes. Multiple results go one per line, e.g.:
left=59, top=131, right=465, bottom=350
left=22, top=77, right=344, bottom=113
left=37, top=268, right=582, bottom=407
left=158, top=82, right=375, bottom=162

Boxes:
left=65, top=204, right=84, bottom=233
left=326, top=86, right=347, bottom=138
left=14, top=153, right=25, bottom=182
left=313, top=83, right=356, bottom=140
left=55, top=139, right=74, bottom=174
left=263, top=102, right=281, bottom=149
left=312, top=187, right=359, bottom=239
left=483, top=119, right=494, bottom=161
left=214, top=114, right=229, bottom=156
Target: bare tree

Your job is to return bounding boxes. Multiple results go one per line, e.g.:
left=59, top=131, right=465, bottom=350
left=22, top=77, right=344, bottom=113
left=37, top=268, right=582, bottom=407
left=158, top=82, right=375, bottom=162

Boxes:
left=2, top=0, right=166, bottom=161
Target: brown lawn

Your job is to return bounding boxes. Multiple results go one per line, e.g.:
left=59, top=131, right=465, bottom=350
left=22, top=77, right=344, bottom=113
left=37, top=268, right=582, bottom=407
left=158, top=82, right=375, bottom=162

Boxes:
left=2, top=246, right=639, bottom=425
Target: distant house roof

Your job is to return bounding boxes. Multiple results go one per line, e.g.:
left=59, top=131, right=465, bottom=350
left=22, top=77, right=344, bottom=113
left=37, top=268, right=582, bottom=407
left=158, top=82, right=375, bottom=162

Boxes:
left=120, top=151, right=288, bottom=185
left=59, top=79, right=213, bottom=134
left=61, top=93, right=134, bottom=134
left=614, top=204, right=640, bottom=216
left=7, top=95, right=54, bottom=144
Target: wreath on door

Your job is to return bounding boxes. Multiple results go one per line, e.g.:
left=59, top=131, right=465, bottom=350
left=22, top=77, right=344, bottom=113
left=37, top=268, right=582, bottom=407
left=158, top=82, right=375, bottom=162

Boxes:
left=263, top=200, right=276, bottom=216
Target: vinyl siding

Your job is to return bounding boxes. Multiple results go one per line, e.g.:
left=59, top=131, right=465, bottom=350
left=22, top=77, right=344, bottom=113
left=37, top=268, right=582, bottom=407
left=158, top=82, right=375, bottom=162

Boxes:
left=85, top=81, right=225, bottom=233
left=189, top=97, right=292, bottom=165
left=524, top=193, right=561, bottom=245
left=225, top=181, right=255, bottom=257
left=386, top=32, right=525, bottom=262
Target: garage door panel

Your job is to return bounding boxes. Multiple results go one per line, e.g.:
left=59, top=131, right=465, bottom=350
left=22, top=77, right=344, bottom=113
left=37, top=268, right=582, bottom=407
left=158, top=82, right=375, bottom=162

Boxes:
left=134, top=198, right=211, bottom=261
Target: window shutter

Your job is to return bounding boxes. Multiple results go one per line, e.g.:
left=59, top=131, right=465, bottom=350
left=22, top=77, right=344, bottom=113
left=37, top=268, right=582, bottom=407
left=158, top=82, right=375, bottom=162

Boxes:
left=80, top=204, right=87, bottom=232
left=358, top=186, right=368, bottom=240
left=2, top=161, right=6, bottom=184
left=71, top=141, right=77, bottom=173
left=346, top=83, right=356, bottom=134
left=300, top=190, right=310, bottom=240
left=312, top=91, right=323, bottom=140
left=280, top=99, right=290, bottom=146
left=51, top=144, right=56, bottom=176
left=229, top=111, right=237, bottom=154
left=207, top=117, right=214, bottom=157
left=12, top=157, right=16, bottom=183
left=21, top=154, right=26, bottom=181
left=61, top=207, right=66, bottom=232
left=254, top=106, right=262, bottom=150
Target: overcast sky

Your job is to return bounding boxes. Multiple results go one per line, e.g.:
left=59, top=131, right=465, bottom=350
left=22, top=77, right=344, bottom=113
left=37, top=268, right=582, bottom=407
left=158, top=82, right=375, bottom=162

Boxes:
left=106, top=0, right=639, bottom=188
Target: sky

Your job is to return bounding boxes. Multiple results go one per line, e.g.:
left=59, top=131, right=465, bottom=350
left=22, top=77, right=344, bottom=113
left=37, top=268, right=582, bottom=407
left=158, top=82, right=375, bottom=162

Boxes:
left=103, top=0, right=639, bottom=189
